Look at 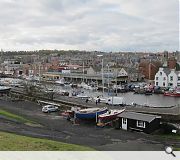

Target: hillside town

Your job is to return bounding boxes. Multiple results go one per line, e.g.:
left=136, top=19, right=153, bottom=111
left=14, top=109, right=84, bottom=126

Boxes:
left=0, top=50, right=180, bottom=88
left=0, top=1, right=180, bottom=160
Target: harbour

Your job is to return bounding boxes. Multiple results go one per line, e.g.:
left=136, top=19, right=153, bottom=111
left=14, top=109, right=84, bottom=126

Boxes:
left=6, top=82, right=180, bottom=121
left=0, top=0, right=180, bottom=157
left=32, top=82, right=180, bottom=107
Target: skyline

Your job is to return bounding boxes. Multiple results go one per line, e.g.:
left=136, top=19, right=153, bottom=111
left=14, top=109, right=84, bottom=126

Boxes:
left=0, top=0, right=179, bottom=52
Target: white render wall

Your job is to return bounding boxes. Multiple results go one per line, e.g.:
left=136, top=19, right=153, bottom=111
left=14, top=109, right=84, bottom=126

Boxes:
left=154, top=68, right=168, bottom=87
left=168, top=70, right=178, bottom=88
left=177, top=73, right=180, bottom=86
left=154, top=68, right=180, bottom=88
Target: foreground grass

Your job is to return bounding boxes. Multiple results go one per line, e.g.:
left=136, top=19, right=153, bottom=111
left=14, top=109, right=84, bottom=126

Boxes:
left=0, top=109, right=35, bottom=124
left=157, top=134, right=180, bottom=151
left=0, top=132, right=95, bottom=151
left=159, top=134, right=180, bottom=140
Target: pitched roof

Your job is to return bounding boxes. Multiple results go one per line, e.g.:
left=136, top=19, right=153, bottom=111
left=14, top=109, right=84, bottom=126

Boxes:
left=163, top=68, right=171, bottom=76
left=117, top=111, right=161, bottom=122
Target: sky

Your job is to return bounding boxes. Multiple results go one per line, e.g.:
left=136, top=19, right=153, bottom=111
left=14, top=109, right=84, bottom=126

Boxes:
left=0, top=0, right=179, bottom=52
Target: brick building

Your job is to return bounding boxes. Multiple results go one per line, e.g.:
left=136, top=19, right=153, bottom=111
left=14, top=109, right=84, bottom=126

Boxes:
left=167, top=57, right=177, bottom=69
left=139, top=60, right=162, bottom=80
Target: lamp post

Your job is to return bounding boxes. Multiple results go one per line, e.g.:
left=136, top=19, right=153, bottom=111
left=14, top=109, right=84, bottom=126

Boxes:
left=82, top=61, right=84, bottom=82
left=38, top=62, right=41, bottom=83
left=107, top=64, right=110, bottom=95
left=115, top=69, right=118, bottom=95
left=97, top=55, right=104, bottom=97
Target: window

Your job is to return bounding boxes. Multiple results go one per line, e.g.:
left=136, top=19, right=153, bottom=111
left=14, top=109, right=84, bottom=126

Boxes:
left=137, top=120, right=146, bottom=128
left=163, top=82, right=165, bottom=86
left=169, top=83, right=173, bottom=86
left=178, top=77, right=180, bottom=81
left=170, top=76, right=173, bottom=81
left=156, top=82, right=158, bottom=86
left=163, top=77, right=166, bottom=80
left=160, top=72, right=162, bottom=76
left=123, top=118, right=127, bottom=124
left=156, top=77, right=158, bottom=80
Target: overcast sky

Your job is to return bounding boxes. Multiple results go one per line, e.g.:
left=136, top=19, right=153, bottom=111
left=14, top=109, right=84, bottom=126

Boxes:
left=0, top=0, right=179, bottom=52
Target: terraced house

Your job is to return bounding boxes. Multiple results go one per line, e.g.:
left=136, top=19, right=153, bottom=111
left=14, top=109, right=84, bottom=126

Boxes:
left=155, top=67, right=180, bottom=88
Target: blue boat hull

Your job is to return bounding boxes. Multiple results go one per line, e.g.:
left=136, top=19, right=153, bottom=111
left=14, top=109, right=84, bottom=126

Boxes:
left=75, top=109, right=108, bottom=120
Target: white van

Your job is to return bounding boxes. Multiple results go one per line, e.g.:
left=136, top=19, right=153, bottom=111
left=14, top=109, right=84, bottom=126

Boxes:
left=106, top=97, right=125, bottom=106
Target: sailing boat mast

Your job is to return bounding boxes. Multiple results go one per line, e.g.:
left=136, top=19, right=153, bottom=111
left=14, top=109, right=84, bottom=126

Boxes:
left=149, top=59, right=151, bottom=80
left=83, top=61, right=84, bottom=82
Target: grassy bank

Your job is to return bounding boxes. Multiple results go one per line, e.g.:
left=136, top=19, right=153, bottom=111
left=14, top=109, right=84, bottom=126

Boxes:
left=0, top=132, right=95, bottom=151
left=0, top=109, right=36, bottom=125
left=157, top=134, right=180, bottom=151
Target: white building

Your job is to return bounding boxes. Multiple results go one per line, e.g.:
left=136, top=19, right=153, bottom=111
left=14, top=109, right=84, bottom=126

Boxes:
left=154, top=68, right=169, bottom=87
left=118, top=68, right=128, bottom=77
left=155, top=67, right=180, bottom=88
left=168, top=69, right=178, bottom=88
left=177, top=72, right=180, bottom=87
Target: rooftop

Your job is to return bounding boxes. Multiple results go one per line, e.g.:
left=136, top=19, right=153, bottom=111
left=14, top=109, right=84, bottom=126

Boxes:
left=117, top=111, right=161, bottom=122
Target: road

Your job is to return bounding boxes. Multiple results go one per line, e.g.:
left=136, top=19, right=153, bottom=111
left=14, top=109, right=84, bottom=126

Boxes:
left=1, top=98, right=179, bottom=151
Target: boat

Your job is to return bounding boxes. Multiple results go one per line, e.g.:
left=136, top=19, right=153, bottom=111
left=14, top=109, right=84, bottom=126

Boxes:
left=144, top=89, right=153, bottom=95
left=75, top=107, right=108, bottom=120
left=0, top=78, right=23, bottom=86
left=0, top=86, right=11, bottom=93
left=164, top=90, right=180, bottom=97
left=55, top=78, right=65, bottom=85
left=76, top=93, right=90, bottom=99
left=61, top=107, right=81, bottom=119
left=98, top=109, right=125, bottom=123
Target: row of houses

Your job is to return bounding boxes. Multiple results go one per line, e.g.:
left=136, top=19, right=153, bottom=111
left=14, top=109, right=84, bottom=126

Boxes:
left=154, top=68, right=180, bottom=88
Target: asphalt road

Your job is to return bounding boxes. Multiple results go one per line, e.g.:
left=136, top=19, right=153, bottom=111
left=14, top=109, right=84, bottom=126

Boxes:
left=0, top=98, right=179, bottom=151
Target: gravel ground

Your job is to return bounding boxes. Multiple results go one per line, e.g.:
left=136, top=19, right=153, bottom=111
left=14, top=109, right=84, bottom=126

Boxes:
left=0, top=98, right=179, bottom=151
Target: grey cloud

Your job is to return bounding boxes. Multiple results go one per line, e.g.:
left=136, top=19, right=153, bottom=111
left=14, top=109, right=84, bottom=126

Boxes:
left=0, top=0, right=178, bottom=51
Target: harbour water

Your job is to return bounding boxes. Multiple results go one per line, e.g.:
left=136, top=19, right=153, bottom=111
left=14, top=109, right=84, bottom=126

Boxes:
left=46, top=84, right=180, bottom=107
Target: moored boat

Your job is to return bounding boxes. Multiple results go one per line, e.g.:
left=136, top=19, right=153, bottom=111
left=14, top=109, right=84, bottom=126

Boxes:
left=0, top=86, right=11, bottom=93
left=98, top=109, right=125, bottom=123
left=164, top=91, right=180, bottom=97
left=75, top=107, right=108, bottom=120
left=76, top=94, right=90, bottom=99
left=55, top=78, right=65, bottom=85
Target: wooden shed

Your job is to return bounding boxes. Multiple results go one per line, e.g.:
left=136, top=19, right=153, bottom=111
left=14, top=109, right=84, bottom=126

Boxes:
left=115, top=111, right=161, bottom=134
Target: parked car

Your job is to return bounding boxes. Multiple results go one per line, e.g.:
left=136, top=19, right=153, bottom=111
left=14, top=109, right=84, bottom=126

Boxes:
left=42, top=105, right=59, bottom=113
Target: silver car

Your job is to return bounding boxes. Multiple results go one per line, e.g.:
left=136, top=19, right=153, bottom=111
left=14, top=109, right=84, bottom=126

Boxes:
left=42, top=105, right=59, bottom=113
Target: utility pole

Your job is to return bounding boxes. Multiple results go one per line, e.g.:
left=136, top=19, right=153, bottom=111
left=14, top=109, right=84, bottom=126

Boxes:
left=107, top=64, right=110, bottom=95
left=39, top=62, right=41, bottom=83
left=116, top=69, right=118, bottom=95
left=97, top=55, right=104, bottom=97
left=102, top=58, right=104, bottom=97
left=83, top=61, right=84, bottom=82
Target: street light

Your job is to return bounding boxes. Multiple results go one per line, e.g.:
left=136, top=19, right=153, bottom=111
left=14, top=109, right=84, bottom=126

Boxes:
left=106, top=63, right=110, bottom=95
left=97, top=55, right=104, bottom=97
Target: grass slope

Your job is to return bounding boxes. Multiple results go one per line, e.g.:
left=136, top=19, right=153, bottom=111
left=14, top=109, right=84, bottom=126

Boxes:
left=158, top=134, right=180, bottom=151
left=0, top=132, right=95, bottom=151
left=0, top=109, right=35, bottom=124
